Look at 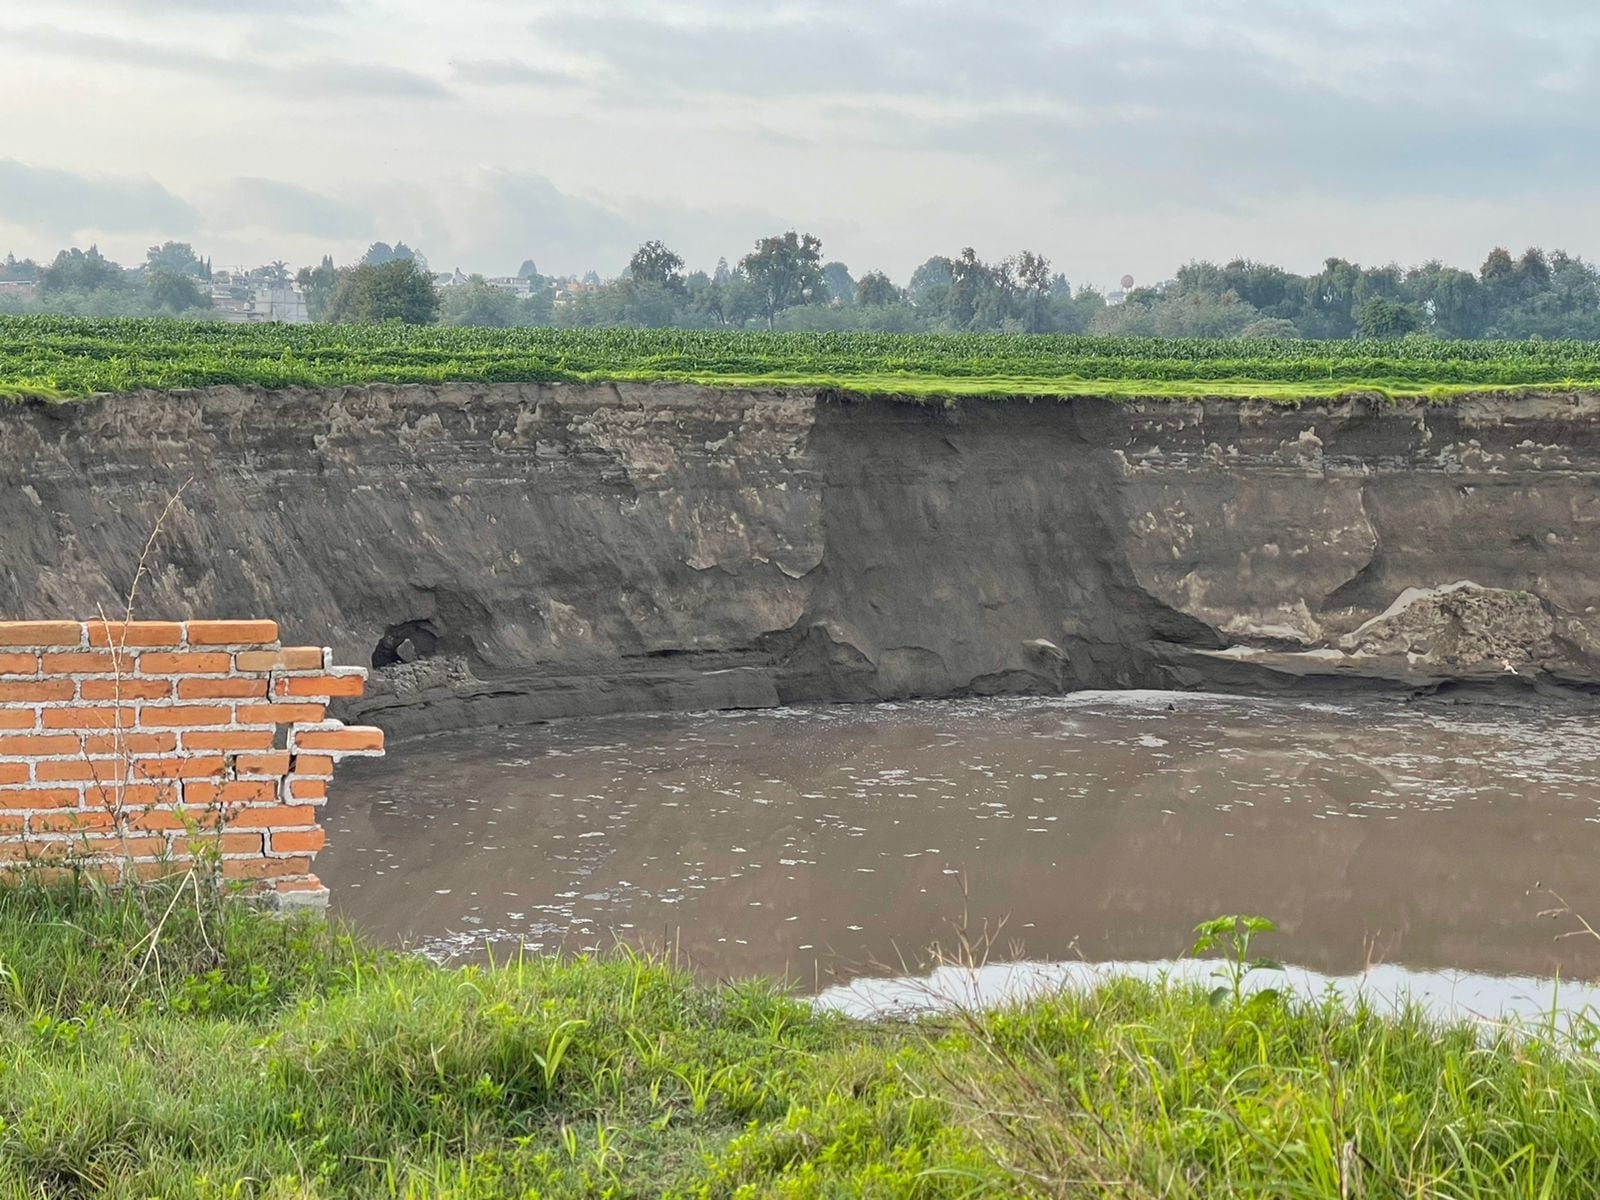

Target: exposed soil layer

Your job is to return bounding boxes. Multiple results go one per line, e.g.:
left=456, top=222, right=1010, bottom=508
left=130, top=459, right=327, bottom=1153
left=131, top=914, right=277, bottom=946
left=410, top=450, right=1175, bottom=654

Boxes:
left=5, top=385, right=1599, bottom=734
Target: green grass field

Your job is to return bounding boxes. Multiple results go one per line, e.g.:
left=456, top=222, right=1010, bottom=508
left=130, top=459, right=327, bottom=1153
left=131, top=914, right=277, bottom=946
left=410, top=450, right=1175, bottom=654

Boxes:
left=2, top=885, right=1599, bottom=1197
left=6, top=315, right=1600, bottom=403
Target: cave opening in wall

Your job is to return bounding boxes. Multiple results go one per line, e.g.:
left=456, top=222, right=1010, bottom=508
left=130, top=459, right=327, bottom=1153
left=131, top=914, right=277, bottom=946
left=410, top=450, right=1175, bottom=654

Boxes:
left=372, top=619, right=440, bottom=668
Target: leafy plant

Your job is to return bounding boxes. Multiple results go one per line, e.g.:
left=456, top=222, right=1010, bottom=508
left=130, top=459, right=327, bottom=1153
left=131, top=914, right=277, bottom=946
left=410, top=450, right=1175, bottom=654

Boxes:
left=1189, top=913, right=1283, bottom=1008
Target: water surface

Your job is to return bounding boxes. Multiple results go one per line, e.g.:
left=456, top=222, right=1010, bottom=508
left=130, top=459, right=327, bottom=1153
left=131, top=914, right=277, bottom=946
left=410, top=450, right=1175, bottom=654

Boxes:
left=320, top=693, right=1600, bottom=994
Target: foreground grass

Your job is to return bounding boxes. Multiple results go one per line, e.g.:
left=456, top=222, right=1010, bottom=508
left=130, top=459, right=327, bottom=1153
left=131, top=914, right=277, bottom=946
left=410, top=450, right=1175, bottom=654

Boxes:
left=1, top=886, right=1598, bottom=1196
left=8, top=316, right=1600, bottom=403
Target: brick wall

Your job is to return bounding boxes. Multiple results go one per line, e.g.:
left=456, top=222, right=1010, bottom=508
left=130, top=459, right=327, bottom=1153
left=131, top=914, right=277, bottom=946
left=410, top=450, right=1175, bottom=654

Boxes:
left=0, top=619, right=383, bottom=903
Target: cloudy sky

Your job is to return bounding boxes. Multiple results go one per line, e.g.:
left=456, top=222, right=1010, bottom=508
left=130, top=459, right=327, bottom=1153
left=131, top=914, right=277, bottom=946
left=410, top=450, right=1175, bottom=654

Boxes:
left=3, top=0, right=1598, bottom=286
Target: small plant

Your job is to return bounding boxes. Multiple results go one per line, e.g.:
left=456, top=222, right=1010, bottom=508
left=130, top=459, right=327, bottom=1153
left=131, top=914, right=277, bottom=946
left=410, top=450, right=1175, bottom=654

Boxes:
left=1189, top=913, right=1283, bottom=1008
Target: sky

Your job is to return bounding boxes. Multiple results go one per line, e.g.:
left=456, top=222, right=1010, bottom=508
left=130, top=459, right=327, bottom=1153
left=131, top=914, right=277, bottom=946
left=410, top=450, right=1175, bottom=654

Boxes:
left=3, top=0, right=1600, bottom=288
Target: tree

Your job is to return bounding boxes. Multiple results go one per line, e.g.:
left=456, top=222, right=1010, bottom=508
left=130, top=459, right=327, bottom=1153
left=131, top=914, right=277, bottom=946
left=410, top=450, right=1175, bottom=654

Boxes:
left=361, top=241, right=425, bottom=270
left=946, top=248, right=1014, bottom=330
left=1238, top=317, right=1301, bottom=339
left=146, top=241, right=202, bottom=277
left=907, top=256, right=953, bottom=304
left=146, top=270, right=212, bottom=313
left=324, top=258, right=440, bottom=324
left=517, top=259, right=539, bottom=279
left=39, top=246, right=126, bottom=294
left=440, top=276, right=524, bottom=327
left=1354, top=296, right=1421, bottom=339
left=627, top=240, right=685, bottom=293
left=855, top=270, right=899, bottom=307
left=296, top=256, right=338, bottom=321
left=821, top=261, right=855, bottom=306
left=0, top=253, right=39, bottom=283
left=739, top=231, right=825, bottom=330
left=1012, top=250, right=1052, bottom=332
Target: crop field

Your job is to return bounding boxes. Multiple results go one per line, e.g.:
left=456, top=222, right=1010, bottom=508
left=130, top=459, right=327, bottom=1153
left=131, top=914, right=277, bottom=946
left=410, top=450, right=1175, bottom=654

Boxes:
left=6, top=315, right=1600, bottom=401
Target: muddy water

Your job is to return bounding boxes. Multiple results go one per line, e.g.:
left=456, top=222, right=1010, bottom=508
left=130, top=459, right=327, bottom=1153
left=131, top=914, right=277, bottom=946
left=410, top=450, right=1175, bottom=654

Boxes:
left=319, top=693, right=1600, bottom=991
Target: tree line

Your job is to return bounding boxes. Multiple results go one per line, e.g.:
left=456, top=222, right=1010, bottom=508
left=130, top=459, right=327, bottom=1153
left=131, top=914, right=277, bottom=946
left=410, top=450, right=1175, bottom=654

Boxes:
left=5, top=235, right=1600, bottom=340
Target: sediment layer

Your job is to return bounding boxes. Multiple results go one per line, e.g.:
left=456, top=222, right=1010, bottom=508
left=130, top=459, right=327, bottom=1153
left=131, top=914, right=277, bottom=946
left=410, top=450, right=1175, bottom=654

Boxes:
left=5, top=385, right=1598, bottom=735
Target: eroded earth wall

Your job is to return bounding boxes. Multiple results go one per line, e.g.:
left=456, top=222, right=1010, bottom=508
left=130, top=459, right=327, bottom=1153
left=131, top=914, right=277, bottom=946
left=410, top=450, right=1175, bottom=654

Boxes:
left=3, top=385, right=1598, bottom=735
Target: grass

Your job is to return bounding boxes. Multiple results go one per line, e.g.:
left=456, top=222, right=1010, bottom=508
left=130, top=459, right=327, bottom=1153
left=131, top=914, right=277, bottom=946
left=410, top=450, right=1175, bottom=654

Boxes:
left=1, top=887, right=1599, bottom=1196
left=8, top=316, right=1600, bottom=403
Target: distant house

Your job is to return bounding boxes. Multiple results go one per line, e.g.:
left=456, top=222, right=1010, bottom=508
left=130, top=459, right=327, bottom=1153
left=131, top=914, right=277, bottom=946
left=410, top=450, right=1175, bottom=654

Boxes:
left=207, top=274, right=309, bottom=324
left=0, top=281, right=36, bottom=304
left=436, top=271, right=536, bottom=299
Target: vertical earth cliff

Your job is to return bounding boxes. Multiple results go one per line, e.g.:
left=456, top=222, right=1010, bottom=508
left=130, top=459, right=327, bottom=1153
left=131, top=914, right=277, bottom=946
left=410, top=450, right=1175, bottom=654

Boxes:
left=3, top=385, right=1597, bottom=734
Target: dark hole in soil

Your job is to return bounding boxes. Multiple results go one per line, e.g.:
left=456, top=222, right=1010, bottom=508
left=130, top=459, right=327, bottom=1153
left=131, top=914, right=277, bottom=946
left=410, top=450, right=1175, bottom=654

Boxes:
left=372, top=619, right=440, bottom=669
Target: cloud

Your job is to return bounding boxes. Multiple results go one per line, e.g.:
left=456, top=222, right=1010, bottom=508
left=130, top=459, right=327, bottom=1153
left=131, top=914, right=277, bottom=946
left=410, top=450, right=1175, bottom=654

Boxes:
left=397, top=169, right=639, bottom=276
left=449, top=59, right=587, bottom=89
left=206, top=178, right=374, bottom=240
left=10, top=26, right=449, bottom=98
left=0, top=159, right=200, bottom=236
left=17, top=0, right=341, bottom=10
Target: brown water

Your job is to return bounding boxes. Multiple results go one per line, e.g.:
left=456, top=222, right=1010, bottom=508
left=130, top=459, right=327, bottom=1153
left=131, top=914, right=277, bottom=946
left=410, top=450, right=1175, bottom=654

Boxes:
left=319, top=693, right=1600, bottom=991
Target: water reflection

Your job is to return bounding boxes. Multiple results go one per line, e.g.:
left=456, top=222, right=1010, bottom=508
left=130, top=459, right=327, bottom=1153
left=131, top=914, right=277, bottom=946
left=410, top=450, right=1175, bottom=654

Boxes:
left=319, top=692, right=1600, bottom=993
left=817, top=959, right=1600, bottom=1027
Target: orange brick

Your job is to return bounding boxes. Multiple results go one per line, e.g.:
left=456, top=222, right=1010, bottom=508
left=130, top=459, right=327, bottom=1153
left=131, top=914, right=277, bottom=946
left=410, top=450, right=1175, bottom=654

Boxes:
left=128, top=809, right=193, bottom=831
left=183, top=780, right=276, bottom=806
left=79, top=732, right=177, bottom=755
left=138, top=652, right=232, bottom=675
left=289, top=778, right=328, bottom=801
left=81, top=835, right=169, bottom=858
left=176, top=832, right=263, bottom=856
left=0, top=621, right=82, bottom=647
left=227, top=804, right=317, bottom=829
left=79, top=679, right=171, bottom=701
left=41, top=652, right=118, bottom=674
left=31, top=865, right=120, bottom=883
left=236, top=752, right=292, bottom=775
left=271, top=874, right=326, bottom=893
left=0, top=763, right=25, bottom=785
left=187, top=620, right=278, bottom=645
left=42, top=705, right=137, bottom=731
left=133, top=756, right=226, bottom=781
left=0, top=653, right=37, bottom=675
left=233, top=703, right=326, bottom=726
left=277, top=674, right=365, bottom=698
left=124, top=860, right=187, bottom=882
left=0, top=733, right=85, bottom=755
left=0, top=711, right=36, bottom=731
left=0, top=788, right=81, bottom=809
left=292, top=754, right=335, bottom=777
left=178, top=677, right=268, bottom=700
left=29, top=811, right=115, bottom=833
left=294, top=727, right=383, bottom=753
left=269, top=828, right=325, bottom=854
left=4, top=842, right=75, bottom=865
left=236, top=647, right=323, bottom=672
left=0, top=815, right=24, bottom=834
left=86, top=621, right=184, bottom=648
left=83, top=783, right=173, bottom=809
left=139, top=705, right=231, bottom=728
left=180, top=730, right=275, bottom=752
left=223, top=855, right=310, bottom=880
left=35, top=759, right=122, bottom=783
left=0, top=680, right=74, bottom=702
